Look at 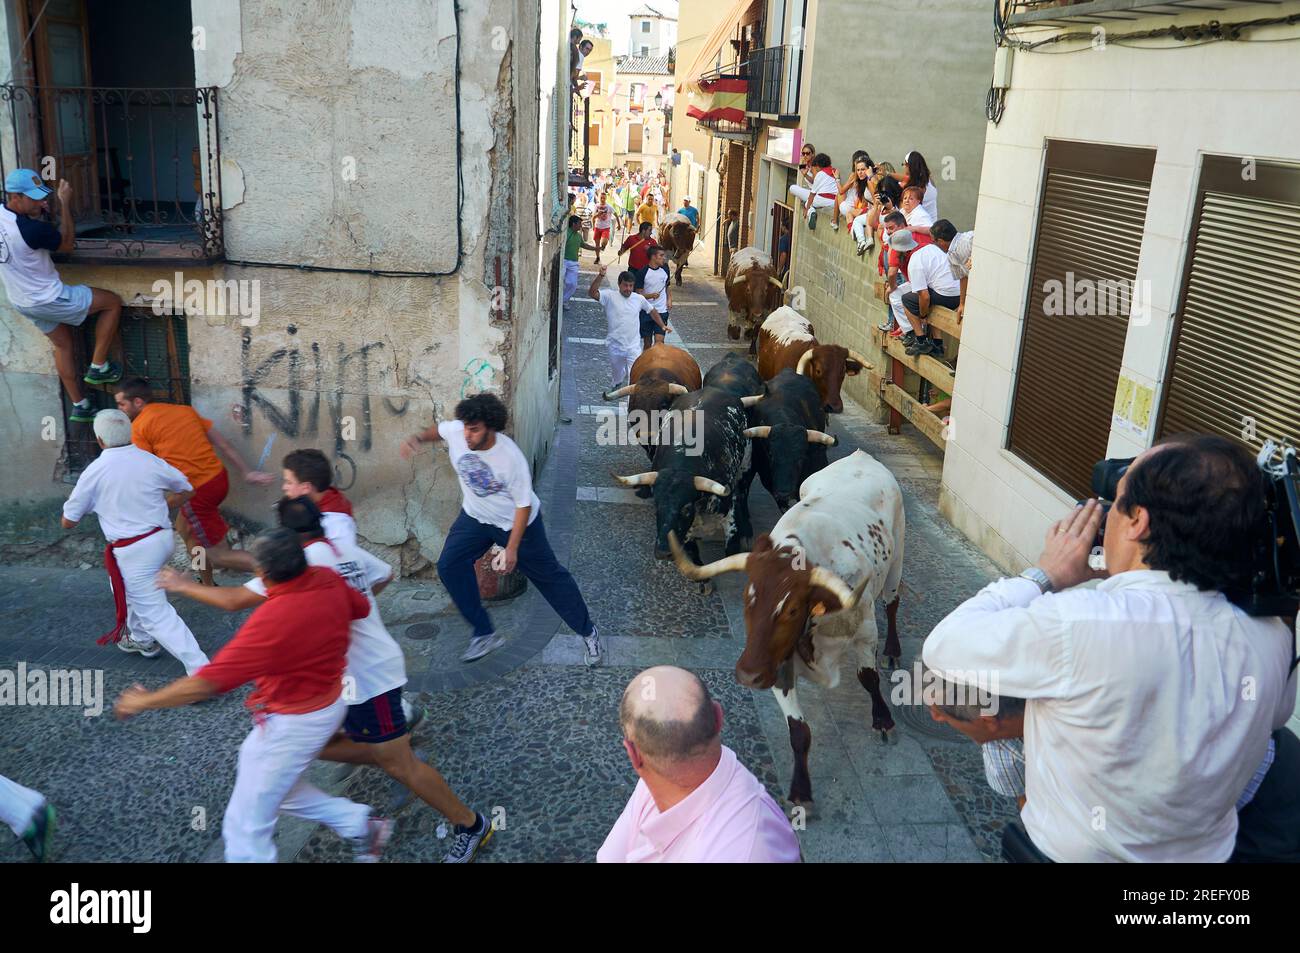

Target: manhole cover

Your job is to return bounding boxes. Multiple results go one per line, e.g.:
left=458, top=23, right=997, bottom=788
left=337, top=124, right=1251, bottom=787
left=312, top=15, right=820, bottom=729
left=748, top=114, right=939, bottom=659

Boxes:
left=404, top=622, right=440, bottom=641
left=891, top=703, right=968, bottom=744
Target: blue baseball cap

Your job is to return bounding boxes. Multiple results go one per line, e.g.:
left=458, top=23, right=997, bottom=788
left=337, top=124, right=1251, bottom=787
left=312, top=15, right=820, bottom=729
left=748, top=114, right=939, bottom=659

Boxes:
left=4, top=168, right=53, bottom=200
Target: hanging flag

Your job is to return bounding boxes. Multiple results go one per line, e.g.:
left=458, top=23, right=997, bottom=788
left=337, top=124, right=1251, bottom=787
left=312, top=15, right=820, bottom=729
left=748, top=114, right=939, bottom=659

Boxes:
left=685, top=77, right=747, bottom=124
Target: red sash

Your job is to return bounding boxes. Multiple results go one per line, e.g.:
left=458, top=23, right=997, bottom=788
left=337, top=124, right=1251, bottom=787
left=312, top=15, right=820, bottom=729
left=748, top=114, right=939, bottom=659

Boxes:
left=98, top=526, right=165, bottom=645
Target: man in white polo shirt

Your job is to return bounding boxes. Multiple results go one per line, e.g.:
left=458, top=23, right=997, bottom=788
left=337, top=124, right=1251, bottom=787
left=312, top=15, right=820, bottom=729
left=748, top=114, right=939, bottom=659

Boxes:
left=0, top=170, right=124, bottom=422
left=60, top=409, right=210, bottom=673
left=923, top=434, right=1296, bottom=862
left=400, top=393, right=603, bottom=667
left=589, top=265, right=665, bottom=389
left=891, top=228, right=960, bottom=360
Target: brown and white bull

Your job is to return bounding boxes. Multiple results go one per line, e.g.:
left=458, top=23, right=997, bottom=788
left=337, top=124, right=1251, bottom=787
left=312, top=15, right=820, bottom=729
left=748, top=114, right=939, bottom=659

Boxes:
left=603, top=344, right=703, bottom=462
left=668, top=450, right=904, bottom=806
left=724, top=247, right=785, bottom=354
left=756, top=306, right=871, bottom=414
left=657, top=213, right=697, bottom=287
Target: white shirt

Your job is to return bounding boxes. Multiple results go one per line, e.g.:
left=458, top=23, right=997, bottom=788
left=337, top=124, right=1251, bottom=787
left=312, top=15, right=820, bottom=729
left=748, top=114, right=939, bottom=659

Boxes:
left=440, top=419, right=540, bottom=531
left=246, top=538, right=406, bottom=702
left=923, top=571, right=1297, bottom=863
left=905, top=243, right=961, bottom=298
left=0, top=204, right=65, bottom=307
left=321, top=511, right=358, bottom=550
left=947, top=230, right=974, bottom=280
left=637, top=264, right=670, bottom=303
left=903, top=204, right=934, bottom=228
left=598, top=288, right=653, bottom=351
left=63, top=445, right=191, bottom=542
left=809, top=169, right=839, bottom=197
left=921, top=180, right=939, bottom=221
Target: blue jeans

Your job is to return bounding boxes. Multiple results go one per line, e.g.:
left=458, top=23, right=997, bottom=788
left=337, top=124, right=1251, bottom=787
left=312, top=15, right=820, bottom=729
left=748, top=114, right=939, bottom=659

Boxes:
left=436, top=510, right=593, bottom=640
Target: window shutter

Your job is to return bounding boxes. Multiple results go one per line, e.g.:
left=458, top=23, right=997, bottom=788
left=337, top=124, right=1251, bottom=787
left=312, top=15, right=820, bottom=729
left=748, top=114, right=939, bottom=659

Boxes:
left=1007, top=140, right=1156, bottom=499
left=1157, top=156, right=1300, bottom=449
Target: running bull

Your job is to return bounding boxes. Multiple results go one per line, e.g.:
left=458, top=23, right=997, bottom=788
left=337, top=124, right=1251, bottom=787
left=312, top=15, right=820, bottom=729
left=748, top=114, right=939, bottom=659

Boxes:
left=657, top=213, right=697, bottom=287
left=603, top=344, right=702, bottom=462
left=613, top=384, right=753, bottom=563
left=668, top=451, right=905, bottom=806
left=756, top=306, right=871, bottom=414
left=741, top=368, right=837, bottom=512
left=724, top=247, right=786, bottom=353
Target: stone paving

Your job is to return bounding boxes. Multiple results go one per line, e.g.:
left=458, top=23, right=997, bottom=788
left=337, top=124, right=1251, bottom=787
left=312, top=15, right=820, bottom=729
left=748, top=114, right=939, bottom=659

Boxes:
left=0, top=249, right=1019, bottom=864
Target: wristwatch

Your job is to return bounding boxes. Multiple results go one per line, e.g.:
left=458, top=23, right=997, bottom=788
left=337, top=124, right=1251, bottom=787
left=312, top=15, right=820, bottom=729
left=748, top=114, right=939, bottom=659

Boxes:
left=1019, top=567, right=1054, bottom=594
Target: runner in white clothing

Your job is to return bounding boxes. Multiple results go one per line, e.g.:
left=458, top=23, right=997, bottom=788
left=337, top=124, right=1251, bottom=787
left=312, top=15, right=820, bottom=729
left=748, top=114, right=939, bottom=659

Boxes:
left=60, top=409, right=210, bottom=673
left=0, top=774, right=55, bottom=861
left=589, top=265, right=665, bottom=388
left=156, top=495, right=496, bottom=863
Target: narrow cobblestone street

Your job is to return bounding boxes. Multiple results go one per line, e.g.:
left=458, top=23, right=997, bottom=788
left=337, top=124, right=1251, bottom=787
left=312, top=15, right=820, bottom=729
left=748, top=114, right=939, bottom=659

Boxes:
left=0, top=252, right=1018, bottom=863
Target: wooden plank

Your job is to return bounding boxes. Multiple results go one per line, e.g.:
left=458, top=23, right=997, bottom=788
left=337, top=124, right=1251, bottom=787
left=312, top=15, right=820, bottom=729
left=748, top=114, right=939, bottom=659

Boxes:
left=872, top=328, right=956, bottom=393
left=888, top=355, right=903, bottom=435
left=868, top=370, right=948, bottom=450
left=926, top=306, right=962, bottom=341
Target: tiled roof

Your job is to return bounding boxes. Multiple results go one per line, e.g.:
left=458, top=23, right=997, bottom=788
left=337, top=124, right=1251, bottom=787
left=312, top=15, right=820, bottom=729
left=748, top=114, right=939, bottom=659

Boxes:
left=616, top=52, right=673, bottom=75
left=630, top=4, right=673, bottom=18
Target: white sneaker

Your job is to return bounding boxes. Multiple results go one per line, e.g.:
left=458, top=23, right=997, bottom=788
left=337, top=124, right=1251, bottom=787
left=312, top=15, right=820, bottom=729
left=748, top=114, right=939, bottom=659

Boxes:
left=582, top=627, right=604, bottom=668
left=117, top=634, right=162, bottom=659
left=350, top=816, right=394, bottom=863
left=461, top=633, right=505, bottom=663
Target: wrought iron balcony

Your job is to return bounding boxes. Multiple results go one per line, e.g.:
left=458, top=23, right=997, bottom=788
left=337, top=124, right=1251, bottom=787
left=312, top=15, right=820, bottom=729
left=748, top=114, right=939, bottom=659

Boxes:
left=569, top=89, right=591, bottom=187
left=0, top=84, right=223, bottom=263
left=744, top=44, right=801, bottom=119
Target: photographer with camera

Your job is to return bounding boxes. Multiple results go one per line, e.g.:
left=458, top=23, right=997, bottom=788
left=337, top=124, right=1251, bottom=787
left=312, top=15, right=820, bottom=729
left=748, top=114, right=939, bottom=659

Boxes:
left=923, top=433, right=1296, bottom=862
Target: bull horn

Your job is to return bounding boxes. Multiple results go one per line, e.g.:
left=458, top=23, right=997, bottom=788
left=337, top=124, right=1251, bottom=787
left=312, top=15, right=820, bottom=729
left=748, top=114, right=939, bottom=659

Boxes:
left=667, top=531, right=750, bottom=581
left=846, top=348, right=874, bottom=371
left=667, top=383, right=689, bottom=395
left=740, top=394, right=763, bottom=407
left=768, top=276, right=785, bottom=291
left=603, top=384, right=637, bottom=400
left=693, top=475, right=729, bottom=496
left=744, top=426, right=772, bottom=439
left=613, top=470, right=658, bottom=487
left=808, top=567, right=868, bottom=612
left=796, top=349, right=814, bottom=376
left=805, top=429, right=836, bottom=446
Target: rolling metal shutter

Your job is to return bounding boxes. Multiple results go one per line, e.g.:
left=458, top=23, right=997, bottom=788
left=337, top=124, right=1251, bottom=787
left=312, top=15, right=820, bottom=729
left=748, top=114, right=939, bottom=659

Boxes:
left=1157, top=156, right=1300, bottom=449
left=1007, top=140, right=1156, bottom=499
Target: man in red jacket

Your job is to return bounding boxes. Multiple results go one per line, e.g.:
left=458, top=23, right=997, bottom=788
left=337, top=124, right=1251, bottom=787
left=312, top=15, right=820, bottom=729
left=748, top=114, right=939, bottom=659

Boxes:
left=114, top=527, right=393, bottom=863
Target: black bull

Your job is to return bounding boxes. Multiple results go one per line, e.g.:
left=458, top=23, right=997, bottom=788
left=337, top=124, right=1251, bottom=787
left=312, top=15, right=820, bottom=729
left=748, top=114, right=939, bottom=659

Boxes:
left=740, top=369, right=837, bottom=511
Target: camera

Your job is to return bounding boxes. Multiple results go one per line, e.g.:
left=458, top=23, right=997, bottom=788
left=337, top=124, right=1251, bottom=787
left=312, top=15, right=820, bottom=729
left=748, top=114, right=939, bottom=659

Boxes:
left=1089, top=444, right=1300, bottom=618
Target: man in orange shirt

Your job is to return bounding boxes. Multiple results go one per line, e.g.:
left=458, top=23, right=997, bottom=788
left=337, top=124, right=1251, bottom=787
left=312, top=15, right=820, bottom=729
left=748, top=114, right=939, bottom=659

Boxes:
left=114, top=377, right=273, bottom=584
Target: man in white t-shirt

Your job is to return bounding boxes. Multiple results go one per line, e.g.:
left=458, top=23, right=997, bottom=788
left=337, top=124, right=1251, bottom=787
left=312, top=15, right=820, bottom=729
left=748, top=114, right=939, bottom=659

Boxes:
left=1, top=169, right=125, bottom=423
left=400, top=393, right=602, bottom=666
left=589, top=265, right=664, bottom=389
left=891, top=229, right=961, bottom=360
left=156, top=494, right=496, bottom=863
left=632, top=246, right=672, bottom=350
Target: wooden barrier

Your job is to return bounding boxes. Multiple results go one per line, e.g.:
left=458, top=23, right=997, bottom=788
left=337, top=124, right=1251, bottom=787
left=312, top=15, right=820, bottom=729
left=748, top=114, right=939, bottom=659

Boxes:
left=868, top=291, right=962, bottom=451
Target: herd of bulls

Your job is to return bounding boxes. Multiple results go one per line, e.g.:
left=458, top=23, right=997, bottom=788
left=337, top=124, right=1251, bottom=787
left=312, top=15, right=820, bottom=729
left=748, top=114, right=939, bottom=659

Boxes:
left=599, top=254, right=907, bottom=806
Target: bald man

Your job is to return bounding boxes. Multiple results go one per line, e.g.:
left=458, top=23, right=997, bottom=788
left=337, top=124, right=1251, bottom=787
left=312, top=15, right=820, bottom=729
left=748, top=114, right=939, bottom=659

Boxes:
left=598, top=666, right=800, bottom=863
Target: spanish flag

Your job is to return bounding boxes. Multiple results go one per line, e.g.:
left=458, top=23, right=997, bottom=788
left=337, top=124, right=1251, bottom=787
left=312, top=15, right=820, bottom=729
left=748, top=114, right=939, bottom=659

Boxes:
left=686, top=77, right=748, bottom=124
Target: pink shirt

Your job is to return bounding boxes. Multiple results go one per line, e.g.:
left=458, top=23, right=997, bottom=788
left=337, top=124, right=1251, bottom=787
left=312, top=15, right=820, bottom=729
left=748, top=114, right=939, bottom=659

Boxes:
left=597, top=746, right=801, bottom=863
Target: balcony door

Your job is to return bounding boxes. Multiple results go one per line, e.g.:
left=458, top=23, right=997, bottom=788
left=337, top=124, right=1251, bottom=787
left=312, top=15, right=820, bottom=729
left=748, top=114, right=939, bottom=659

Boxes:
left=26, top=0, right=100, bottom=221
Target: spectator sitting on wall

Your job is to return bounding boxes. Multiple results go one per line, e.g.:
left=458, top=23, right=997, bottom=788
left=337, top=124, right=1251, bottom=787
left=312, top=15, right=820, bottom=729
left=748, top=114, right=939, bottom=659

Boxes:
left=618, top=221, right=656, bottom=271
left=900, top=185, right=934, bottom=229
left=789, top=153, right=838, bottom=230
left=835, top=150, right=873, bottom=231
left=871, top=178, right=905, bottom=279
left=899, top=150, right=939, bottom=221
left=676, top=196, right=699, bottom=229
left=891, top=227, right=960, bottom=359
left=879, top=210, right=933, bottom=338
left=930, top=219, right=973, bottom=322
left=796, top=143, right=817, bottom=188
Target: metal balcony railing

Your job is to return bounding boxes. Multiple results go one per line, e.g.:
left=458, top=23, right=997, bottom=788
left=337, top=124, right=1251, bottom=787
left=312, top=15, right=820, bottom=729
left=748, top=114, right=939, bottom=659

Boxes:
left=0, top=84, right=223, bottom=263
left=569, top=90, right=590, bottom=187
left=1005, top=0, right=1275, bottom=29
left=744, top=44, right=801, bottom=118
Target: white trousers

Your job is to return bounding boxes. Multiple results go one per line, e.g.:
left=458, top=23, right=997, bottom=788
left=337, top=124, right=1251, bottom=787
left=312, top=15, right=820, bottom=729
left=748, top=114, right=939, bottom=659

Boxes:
left=888, top=281, right=915, bottom=334
left=222, top=696, right=370, bottom=863
left=851, top=213, right=872, bottom=244
left=563, top=260, right=580, bottom=303
left=607, top=340, right=641, bottom=388
left=0, top=774, right=45, bottom=836
left=789, top=185, right=835, bottom=211
left=115, top=530, right=209, bottom=674
left=838, top=197, right=857, bottom=220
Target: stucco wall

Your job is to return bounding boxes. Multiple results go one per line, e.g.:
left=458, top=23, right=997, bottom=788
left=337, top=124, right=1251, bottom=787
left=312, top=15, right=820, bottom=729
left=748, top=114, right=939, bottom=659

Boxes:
left=801, top=0, right=992, bottom=230
left=0, top=0, right=562, bottom=576
left=939, top=5, right=1300, bottom=577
